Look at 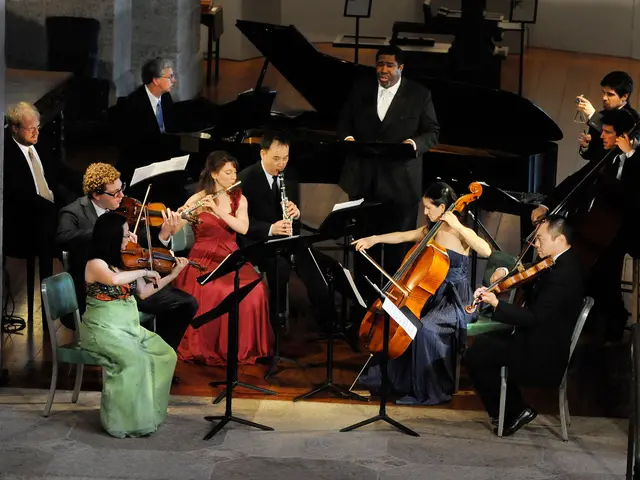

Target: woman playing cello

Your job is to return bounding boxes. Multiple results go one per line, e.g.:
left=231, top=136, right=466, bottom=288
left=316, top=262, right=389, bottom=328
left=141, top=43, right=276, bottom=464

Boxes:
left=352, top=182, right=492, bottom=405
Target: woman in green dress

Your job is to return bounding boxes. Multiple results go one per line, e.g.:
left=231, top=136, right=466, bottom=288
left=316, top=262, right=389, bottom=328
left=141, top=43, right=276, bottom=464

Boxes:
left=82, top=213, right=189, bottom=438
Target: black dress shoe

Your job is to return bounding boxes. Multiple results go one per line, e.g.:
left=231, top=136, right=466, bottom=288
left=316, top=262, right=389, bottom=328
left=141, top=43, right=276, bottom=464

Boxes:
left=494, top=408, right=538, bottom=436
left=490, top=416, right=498, bottom=427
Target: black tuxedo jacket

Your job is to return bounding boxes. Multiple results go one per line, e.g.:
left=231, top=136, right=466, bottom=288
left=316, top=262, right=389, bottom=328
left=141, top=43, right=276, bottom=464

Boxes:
left=115, top=86, right=183, bottom=182
left=543, top=145, right=640, bottom=222
left=492, top=248, right=585, bottom=385
left=56, top=196, right=165, bottom=310
left=237, top=161, right=301, bottom=244
left=580, top=103, right=640, bottom=161
left=336, top=76, right=440, bottom=205
left=3, top=133, right=63, bottom=256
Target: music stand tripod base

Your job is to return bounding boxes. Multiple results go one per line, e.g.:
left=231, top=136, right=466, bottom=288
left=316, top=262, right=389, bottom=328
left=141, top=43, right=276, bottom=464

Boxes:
left=209, top=380, right=278, bottom=405
left=339, top=279, right=419, bottom=437
left=293, top=267, right=369, bottom=403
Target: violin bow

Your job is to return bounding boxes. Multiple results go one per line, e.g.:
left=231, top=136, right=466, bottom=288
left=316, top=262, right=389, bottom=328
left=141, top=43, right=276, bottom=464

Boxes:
left=133, top=184, right=153, bottom=237
left=143, top=207, right=159, bottom=289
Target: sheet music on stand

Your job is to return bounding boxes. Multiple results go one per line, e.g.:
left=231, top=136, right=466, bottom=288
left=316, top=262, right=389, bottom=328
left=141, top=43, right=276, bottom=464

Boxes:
left=380, top=298, right=420, bottom=340
left=130, top=155, right=190, bottom=186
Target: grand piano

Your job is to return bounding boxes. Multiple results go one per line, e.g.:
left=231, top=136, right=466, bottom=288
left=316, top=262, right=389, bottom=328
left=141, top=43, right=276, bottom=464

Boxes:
left=183, top=20, right=561, bottom=222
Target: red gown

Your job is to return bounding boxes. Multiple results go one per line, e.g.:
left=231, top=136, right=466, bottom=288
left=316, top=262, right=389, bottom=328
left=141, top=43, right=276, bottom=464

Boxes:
left=174, top=191, right=273, bottom=365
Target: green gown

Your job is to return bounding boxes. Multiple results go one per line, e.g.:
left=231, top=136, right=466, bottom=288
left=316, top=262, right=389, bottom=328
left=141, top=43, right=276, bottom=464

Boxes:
left=80, top=275, right=177, bottom=438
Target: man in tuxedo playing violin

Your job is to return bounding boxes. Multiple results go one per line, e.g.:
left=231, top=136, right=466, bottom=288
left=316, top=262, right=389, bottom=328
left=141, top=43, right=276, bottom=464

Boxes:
left=56, top=163, right=198, bottom=355
left=531, top=108, right=639, bottom=342
left=466, top=216, right=585, bottom=436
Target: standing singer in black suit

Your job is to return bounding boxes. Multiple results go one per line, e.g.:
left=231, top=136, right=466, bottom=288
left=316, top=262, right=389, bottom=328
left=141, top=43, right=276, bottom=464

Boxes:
left=237, top=129, right=334, bottom=331
left=337, top=45, right=440, bottom=294
left=466, top=216, right=585, bottom=436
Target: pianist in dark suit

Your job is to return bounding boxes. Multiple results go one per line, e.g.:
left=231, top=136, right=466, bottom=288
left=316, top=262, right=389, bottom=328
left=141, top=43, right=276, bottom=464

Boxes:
left=115, top=57, right=189, bottom=208
left=3, top=102, right=76, bottom=279
left=337, top=44, right=440, bottom=289
left=237, top=129, right=335, bottom=331
left=572, top=71, right=639, bottom=161
left=56, top=163, right=197, bottom=352
left=466, top=216, right=585, bottom=436
left=531, top=108, right=639, bottom=342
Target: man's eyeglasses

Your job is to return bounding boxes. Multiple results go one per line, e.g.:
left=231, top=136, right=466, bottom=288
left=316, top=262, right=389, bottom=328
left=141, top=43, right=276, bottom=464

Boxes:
left=101, top=182, right=126, bottom=197
left=20, top=124, right=41, bottom=133
left=160, top=73, right=176, bottom=80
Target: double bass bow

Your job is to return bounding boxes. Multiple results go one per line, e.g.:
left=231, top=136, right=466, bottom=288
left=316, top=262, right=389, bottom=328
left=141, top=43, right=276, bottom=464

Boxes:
left=531, top=117, right=640, bottom=268
left=357, top=182, right=483, bottom=359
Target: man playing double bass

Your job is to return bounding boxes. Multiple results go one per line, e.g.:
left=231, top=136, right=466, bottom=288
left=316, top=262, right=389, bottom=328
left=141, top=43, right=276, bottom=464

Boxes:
left=531, top=108, right=639, bottom=342
left=572, top=71, right=639, bottom=161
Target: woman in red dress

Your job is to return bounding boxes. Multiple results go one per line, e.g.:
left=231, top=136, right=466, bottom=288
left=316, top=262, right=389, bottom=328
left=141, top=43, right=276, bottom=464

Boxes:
left=174, top=151, right=273, bottom=365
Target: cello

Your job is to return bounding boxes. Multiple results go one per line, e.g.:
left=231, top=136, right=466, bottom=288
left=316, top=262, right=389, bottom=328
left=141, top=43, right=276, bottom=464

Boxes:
left=358, top=182, right=483, bottom=359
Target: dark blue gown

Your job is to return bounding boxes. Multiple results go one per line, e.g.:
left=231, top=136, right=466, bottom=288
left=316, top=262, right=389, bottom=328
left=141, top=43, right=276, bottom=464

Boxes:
left=360, top=249, right=477, bottom=405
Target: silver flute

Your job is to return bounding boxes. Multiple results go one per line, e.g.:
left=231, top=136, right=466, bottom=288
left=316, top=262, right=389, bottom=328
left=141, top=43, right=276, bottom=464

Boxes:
left=278, top=172, right=293, bottom=236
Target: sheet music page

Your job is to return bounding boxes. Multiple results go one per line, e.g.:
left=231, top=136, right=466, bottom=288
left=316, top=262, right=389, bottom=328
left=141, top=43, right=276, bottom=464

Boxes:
left=130, top=155, right=190, bottom=186
left=198, top=252, right=231, bottom=285
left=381, top=298, right=418, bottom=339
left=342, top=267, right=367, bottom=308
left=332, top=198, right=364, bottom=212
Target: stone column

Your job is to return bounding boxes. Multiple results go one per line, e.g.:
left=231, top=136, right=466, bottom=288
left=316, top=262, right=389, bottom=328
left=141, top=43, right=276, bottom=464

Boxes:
left=131, top=0, right=202, bottom=101
left=5, top=0, right=133, bottom=98
left=0, top=0, right=7, bottom=385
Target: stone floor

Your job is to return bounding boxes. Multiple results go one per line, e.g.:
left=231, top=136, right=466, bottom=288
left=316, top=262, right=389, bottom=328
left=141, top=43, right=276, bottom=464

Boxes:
left=0, top=388, right=629, bottom=479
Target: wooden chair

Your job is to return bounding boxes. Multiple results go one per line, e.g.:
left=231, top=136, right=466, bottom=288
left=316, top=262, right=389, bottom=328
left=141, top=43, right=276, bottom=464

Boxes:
left=496, top=296, right=595, bottom=441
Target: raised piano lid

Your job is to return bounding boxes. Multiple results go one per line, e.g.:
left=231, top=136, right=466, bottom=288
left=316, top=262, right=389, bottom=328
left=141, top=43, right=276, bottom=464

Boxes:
left=236, top=20, right=563, bottom=152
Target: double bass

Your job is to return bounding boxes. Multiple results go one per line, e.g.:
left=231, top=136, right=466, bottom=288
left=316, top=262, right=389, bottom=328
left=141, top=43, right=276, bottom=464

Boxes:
left=358, top=182, right=483, bottom=359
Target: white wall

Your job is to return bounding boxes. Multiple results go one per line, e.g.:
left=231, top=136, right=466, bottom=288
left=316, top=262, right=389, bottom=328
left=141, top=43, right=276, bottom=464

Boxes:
left=203, top=0, right=525, bottom=61
left=529, top=0, right=636, bottom=57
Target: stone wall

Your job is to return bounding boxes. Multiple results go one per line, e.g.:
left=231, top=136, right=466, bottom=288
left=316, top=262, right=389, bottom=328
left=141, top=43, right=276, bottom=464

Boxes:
left=131, top=0, right=202, bottom=100
left=5, top=0, right=202, bottom=101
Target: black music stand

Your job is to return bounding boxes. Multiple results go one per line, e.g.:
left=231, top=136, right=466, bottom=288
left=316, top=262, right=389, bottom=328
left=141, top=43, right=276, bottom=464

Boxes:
left=340, top=277, right=420, bottom=437
left=293, top=255, right=369, bottom=402
left=332, top=140, right=416, bottom=160
left=306, top=200, right=383, bottom=351
left=263, top=235, right=310, bottom=380
left=195, top=245, right=279, bottom=439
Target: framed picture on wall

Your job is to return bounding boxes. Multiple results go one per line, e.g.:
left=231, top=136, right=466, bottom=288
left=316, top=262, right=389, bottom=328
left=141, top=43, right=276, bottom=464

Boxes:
left=344, top=0, right=373, bottom=18
left=509, top=0, right=538, bottom=24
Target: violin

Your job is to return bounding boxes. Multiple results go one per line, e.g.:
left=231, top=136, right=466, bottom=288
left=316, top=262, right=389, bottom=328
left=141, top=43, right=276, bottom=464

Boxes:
left=465, top=256, right=555, bottom=313
left=120, top=241, right=206, bottom=276
left=116, top=197, right=199, bottom=227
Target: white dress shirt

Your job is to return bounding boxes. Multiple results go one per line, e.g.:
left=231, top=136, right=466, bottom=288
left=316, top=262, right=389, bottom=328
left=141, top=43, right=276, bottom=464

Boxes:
left=13, top=138, right=54, bottom=201
left=261, top=161, right=300, bottom=236
left=344, top=78, right=416, bottom=150
left=92, top=200, right=171, bottom=247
